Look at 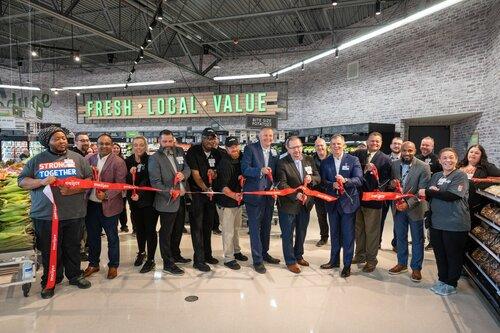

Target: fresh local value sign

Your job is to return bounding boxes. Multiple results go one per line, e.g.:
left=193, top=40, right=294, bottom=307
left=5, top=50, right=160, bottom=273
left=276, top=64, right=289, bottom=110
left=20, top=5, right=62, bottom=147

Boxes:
left=79, top=91, right=280, bottom=120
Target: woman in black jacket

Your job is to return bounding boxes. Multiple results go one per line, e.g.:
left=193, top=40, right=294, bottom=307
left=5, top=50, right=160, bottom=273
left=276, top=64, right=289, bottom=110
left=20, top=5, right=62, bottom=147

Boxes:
left=458, top=144, right=500, bottom=219
left=125, top=136, right=159, bottom=273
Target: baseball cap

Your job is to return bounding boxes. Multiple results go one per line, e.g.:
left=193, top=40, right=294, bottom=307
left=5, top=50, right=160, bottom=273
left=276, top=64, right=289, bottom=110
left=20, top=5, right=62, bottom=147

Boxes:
left=202, top=128, right=216, bottom=137
left=225, top=136, right=239, bottom=147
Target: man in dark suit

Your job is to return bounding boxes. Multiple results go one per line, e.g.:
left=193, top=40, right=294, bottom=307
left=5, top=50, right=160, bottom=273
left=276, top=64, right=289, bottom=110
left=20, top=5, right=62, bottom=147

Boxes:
left=84, top=134, right=127, bottom=280
left=241, top=127, right=280, bottom=274
left=352, top=132, right=391, bottom=272
left=319, top=134, right=363, bottom=278
left=389, top=141, right=431, bottom=283
left=149, top=130, right=191, bottom=275
left=276, top=136, right=320, bottom=274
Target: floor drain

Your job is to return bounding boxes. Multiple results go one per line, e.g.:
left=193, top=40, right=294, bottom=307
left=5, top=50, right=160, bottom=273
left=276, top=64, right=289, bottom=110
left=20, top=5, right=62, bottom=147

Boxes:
left=185, top=295, right=199, bottom=302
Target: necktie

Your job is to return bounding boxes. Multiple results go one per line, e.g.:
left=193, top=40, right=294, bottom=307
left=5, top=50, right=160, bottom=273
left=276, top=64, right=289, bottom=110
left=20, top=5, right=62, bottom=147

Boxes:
left=367, top=152, right=374, bottom=164
left=295, top=160, right=303, bottom=180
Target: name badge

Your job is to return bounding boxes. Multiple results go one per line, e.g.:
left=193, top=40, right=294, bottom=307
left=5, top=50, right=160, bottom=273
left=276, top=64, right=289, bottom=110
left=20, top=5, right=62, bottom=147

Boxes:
left=305, top=166, right=312, bottom=175
left=425, top=158, right=432, bottom=165
left=208, top=158, right=216, bottom=167
left=137, top=164, right=144, bottom=172
left=271, top=149, right=277, bottom=157
left=342, top=165, right=350, bottom=171
left=176, top=156, right=184, bottom=165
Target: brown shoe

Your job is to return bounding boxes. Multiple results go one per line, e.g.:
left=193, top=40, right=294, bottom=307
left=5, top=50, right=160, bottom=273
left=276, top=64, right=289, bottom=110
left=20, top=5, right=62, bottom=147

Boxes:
left=411, top=269, right=422, bottom=282
left=362, top=263, right=376, bottom=273
left=287, top=264, right=301, bottom=274
left=107, top=267, right=118, bottom=279
left=83, top=265, right=99, bottom=278
left=388, top=264, right=408, bottom=275
left=297, top=259, right=309, bottom=267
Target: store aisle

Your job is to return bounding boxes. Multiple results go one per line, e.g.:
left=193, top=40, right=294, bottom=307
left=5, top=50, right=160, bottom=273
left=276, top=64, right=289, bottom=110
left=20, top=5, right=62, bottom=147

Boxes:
left=1, top=214, right=498, bottom=333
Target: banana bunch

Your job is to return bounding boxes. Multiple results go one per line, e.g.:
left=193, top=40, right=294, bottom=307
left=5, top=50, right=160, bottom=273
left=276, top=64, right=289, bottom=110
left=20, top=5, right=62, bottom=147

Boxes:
left=0, top=175, right=33, bottom=252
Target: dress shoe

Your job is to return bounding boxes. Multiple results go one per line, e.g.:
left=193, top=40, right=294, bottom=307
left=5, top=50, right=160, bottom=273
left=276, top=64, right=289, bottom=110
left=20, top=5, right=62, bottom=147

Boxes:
left=351, top=258, right=366, bottom=265
left=69, top=276, right=91, bottom=289
left=107, top=267, right=118, bottom=279
left=80, top=252, right=89, bottom=261
left=193, top=262, right=211, bottom=272
left=388, top=264, right=408, bottom=275
left=83, top=265, right=99, bottom=278
left=341, top=266, right=351, bottom=278
left=41, top=288, right=54, bottom=299
left=205, top=257, right=219, bottom=265
left=174, top=256, right=192, bottom=264
left=362, top=263, right=376, bottom=273
left=320, top=262, right=339, bottom=269
left=134, top=252, right=146, bottom=267
left=234, top=253, right=248, bottom=261
left=287, top=264, right=301, bottom=274
left=316, top=238, right=328, bottom=247
left=264, top=255, right=280, bottom=264
left=297, top=259, right=309, bottom=267
left=163, top=264, right=184, bottom=275
left=140, top=260, right=155, bottom=273
left=253, top=263, right=266, bottom=274
left=411, top=269, right=422, bottom=282
left=224, top=260, right=241, bottom=270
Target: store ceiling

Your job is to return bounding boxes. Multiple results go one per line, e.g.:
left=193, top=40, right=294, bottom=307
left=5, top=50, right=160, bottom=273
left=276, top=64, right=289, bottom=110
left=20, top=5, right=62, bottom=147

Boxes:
left=0, top=0, right=403, bottom=75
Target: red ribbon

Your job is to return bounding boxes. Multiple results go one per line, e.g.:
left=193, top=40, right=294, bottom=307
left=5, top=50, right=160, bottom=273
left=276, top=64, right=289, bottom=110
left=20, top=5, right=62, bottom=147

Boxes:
left=130, top=168, right=137, bottom=196
left=54, top=177, right=161, bottom=192
left=336, top=178, right=345, bottom=195
left=174, top=172, right=183, bottom=186
left=238, top=175, right=245, bottom=189
left=45, top=194, right=59, bottom=291
left=370, top=164, right=380, bottom=183
left=266, top=170, right=273, bottom=184
left=362, top=192, right=415, bottom=201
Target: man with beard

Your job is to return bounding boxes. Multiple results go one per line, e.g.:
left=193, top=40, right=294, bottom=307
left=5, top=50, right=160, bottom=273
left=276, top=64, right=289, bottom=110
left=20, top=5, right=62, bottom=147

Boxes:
left=313, top=137, right=329, bottom=247
left=186, top=128, right=222, bottom=272
left=215, top=137, right=248, bottom=270
left=384, top=137, right=403, bottom=251
left=19, top=126, right=92, bottom=299
left=70, top=132, right=90, bottom=157
left=388, top=141, right=431, bottom=283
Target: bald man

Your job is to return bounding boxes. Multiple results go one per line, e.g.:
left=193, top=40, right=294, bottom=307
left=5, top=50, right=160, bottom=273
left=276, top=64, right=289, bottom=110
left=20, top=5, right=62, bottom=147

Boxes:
left=313, top=137, right=329, bottom=246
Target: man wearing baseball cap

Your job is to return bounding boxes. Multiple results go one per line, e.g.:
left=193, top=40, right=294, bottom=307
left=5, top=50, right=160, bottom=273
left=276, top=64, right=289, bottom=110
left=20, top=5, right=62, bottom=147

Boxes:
left=18, top=126, right=93, bottom=298
left=214, top=137, right=248, bottom=270
left=185, top=128, right=222, bottom=271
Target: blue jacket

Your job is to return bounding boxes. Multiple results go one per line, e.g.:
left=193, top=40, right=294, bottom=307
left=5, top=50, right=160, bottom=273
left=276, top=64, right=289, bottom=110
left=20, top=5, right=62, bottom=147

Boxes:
left=241, top=141, right=279, bottom=206
left=320, top=153, right=363, bottom=214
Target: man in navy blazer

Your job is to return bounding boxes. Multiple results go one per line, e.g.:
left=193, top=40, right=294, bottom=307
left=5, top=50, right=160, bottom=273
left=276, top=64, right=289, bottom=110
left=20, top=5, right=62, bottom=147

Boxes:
left=319, top=134, right=363, bottom=278
left=241, top=127, right=281, bottom=273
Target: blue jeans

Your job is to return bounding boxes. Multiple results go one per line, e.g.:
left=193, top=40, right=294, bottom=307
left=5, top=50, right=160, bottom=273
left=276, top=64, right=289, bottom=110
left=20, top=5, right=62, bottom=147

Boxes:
left=328, top=207, right=355, bottom=267
left=394, top=211, right=424, bottom=270
left=245, top=201, right=274, bottom=265
left=86, top=201, right=120, bottom=268
left=278, top=208, right=310, bottom=265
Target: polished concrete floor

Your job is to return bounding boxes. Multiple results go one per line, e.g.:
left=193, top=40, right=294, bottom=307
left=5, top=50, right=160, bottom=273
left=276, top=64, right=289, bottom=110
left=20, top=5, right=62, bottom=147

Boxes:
left=1, top=213, right=498, bottom=333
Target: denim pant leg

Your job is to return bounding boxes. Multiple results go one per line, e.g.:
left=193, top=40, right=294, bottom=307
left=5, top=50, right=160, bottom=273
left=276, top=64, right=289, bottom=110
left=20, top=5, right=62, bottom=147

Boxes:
left=245, top=203, right=264, bottom=265
left=328, top=208, right=342, bottom=265
left=101, top=214, right=120, bottom=268
left=278, top=211, right=296, bottom=265
left=294, top=208, right=310, bottom=260
left=394, top=211, right=410, bottom=266
left=409, top=219, right=424, bottom=270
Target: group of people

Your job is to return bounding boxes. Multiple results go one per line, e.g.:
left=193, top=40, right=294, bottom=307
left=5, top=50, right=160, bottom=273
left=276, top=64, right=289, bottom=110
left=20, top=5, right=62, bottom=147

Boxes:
left=18, top=125, right=499, bottom=299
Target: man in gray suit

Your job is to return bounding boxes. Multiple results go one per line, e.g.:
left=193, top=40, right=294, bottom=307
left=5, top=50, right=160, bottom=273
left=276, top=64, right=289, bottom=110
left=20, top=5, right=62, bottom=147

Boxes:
left=149, top=130, right=191, bottom=275
left=388, top=141, right=431, bottom=283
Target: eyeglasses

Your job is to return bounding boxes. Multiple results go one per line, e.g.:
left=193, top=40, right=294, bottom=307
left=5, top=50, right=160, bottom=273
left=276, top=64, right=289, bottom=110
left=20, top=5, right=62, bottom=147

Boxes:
left=289, top=145, right=303, bottom=150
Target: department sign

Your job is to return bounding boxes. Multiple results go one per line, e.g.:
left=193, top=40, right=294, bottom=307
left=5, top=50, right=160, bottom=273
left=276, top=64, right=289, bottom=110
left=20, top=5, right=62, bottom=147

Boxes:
left=79, top=91, right=281, bottom=120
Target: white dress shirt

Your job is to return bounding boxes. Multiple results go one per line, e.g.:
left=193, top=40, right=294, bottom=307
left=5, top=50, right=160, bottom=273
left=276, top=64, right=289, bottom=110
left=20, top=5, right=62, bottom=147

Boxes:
left=333, top=153, right=343, bottom=175
left=261, top=145, right=270, bottom=167
left=89, top=153, right=110, bottom=203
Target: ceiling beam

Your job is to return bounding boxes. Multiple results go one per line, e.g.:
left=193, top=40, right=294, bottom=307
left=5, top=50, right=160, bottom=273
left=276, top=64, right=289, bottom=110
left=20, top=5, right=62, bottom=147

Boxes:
left=16, top=0, right=215, bottom=83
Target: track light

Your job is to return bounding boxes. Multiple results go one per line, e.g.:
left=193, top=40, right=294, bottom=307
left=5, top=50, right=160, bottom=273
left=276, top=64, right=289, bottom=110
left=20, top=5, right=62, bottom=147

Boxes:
left=157, top=6, right=163, bottom=21
left=146, top=31, right=152, bottom=43
left=124, top=84, right=128, bottom=90
left=149, top=20, right=157, bottom=31
left=375, top=0, right=382, bottom=15
left=139, top=50, right=144, bottom=59
left=130, top=67, right=135, bottom=74
left=54, top=90, right=59, bottom=95
left=73, top=51, right=81, bottom=62
left=275, top=74, right=279, bottom=80
left=76, top=92, right=80, bottom=96
left=301, top=63, right=305, bottom=71
left=335, top=49, right=339, bottom=58
left=31, top=49, right=38, bottom=57
left=134, top=57, right=140, bottom=65
left=126, top=77, right=131, bottom=83
left=141, top=40, right=148, bottom=50
left=0, top=84, right=40, bottom=91
left=332, top=1, right=338, bottom=5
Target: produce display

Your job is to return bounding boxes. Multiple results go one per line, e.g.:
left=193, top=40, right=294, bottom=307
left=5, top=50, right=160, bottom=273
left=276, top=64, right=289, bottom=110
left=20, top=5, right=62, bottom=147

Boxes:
left=0, top=163, right=34, bottom=253
left=481, top=204, right=500, bottom=226
left=471, top=248, right=500, bottom=284
left=471, top=226, right=500, bottom=256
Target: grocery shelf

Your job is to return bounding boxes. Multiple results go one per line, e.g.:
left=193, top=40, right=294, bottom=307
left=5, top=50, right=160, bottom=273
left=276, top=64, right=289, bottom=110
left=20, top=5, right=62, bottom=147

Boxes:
left=475, top=213, right=500, bottom=233
left=463, top=260, right=499, bottom=318
left=465, top=253, right=500, bottom=296
left=477, top=189, right=500, bottom=204
left=469, top=233, right=500, bottom=263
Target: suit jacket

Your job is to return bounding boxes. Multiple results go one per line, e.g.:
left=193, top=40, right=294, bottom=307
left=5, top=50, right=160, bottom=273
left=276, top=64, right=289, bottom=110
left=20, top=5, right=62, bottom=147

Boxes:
left=276, top=154, right=320, bottom=215
left=391, top=158, right=431, bottom=221
left=353, top=149, right=392, bottom=209
left=148, top=146, right=191, bottom=213
left=86, top=153, right=127, bottom=217
left=241, top=141, right=279, bottom=206
left=320, top=153, right=363, bottom=214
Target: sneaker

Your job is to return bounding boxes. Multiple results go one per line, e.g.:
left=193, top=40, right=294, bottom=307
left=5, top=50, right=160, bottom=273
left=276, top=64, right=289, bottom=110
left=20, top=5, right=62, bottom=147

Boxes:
left=410, top=269, right=422, bottom=283
left=163, top=264, right=185, bottom=275
left=140, top=260, right=156, bottom=273
left=430, top=281, right=446, bottom=293
left=388, top=264, right=408, bottom=275
left=435, top=284, right=457, bottom=296
left=134, top=252, right=146, bottom=267
left=234, top=253, right=248, bottom=261
left=224, top=260, right=241, bottom=270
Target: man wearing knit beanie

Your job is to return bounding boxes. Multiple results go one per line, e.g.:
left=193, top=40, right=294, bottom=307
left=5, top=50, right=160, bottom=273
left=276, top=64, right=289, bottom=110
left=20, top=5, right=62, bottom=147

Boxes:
left=18, top=125, right=93, bottom=299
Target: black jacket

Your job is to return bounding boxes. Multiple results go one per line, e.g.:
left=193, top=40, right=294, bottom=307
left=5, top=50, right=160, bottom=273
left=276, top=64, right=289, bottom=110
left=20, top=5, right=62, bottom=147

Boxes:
left=215, top=154, right=243, bottom=208
left=467, top=162, right=500, bottom=211
left=276, top=154, right=320, bottom=215
left=416, top=153, right=442, bottom=175
left=125, top=153, right=155, bottom=208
